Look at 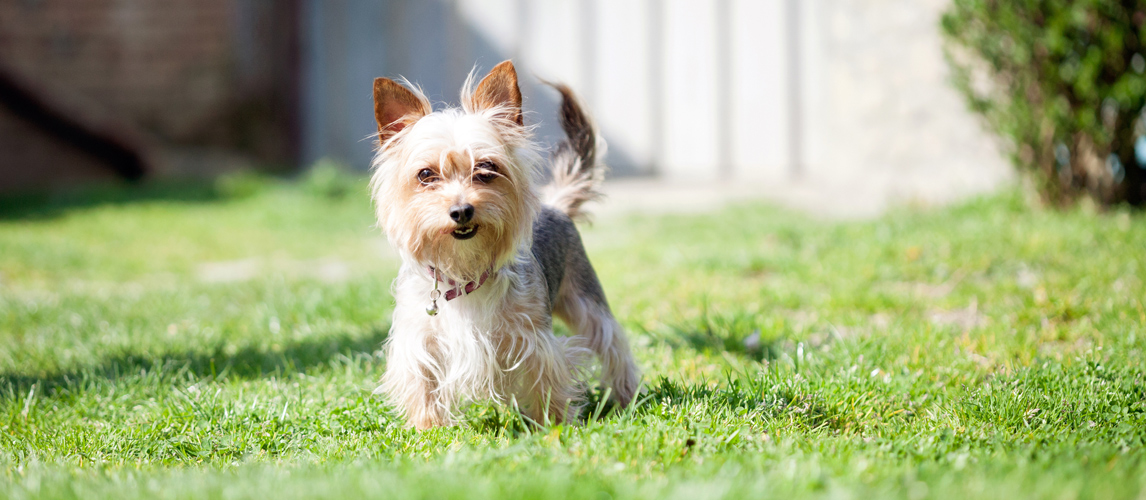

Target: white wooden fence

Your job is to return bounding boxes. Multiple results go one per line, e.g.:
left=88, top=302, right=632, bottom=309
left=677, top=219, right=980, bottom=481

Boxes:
left=302, top=0, right=1008, bottom=198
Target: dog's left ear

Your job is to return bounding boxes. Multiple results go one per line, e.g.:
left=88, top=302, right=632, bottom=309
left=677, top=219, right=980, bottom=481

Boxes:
left=471, top=60, right=523, bottom=126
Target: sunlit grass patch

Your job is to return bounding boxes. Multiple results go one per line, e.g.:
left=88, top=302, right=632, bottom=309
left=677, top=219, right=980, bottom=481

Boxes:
left=1, top=182, right=1144, bottom=499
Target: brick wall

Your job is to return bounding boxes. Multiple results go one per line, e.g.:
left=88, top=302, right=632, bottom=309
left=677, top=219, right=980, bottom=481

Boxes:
left=0, top=104, right=117, bottom=191
left=0, top=0, right=298, bottom=192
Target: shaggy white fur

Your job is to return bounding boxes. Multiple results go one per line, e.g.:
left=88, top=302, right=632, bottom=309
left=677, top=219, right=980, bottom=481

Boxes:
left=368, top=61, right=639, bottom=429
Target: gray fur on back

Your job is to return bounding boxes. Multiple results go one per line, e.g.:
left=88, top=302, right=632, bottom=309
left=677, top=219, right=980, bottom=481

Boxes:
left=531, top=207, right=609, bottom=310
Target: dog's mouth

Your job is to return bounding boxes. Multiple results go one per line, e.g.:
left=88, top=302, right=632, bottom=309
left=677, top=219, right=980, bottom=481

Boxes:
left=450, top=224, right=479, bottom=240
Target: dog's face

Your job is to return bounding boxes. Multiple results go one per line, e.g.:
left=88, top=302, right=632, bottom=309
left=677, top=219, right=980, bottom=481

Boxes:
left=370, top=61, right=539, bottom=280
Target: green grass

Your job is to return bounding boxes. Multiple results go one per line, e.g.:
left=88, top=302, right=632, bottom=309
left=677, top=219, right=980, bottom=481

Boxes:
left=1, top=178, right=1144, bottom=499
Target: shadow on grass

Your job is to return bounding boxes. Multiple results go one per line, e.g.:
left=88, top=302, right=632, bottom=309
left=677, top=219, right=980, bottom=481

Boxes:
left=0, top=326, right=389, bottom=397
left=652, top=306, right=798, bottom=362
left=461, top=372, right=850, bottom=437
left=672, top=326, right=793, bottom=362
left=0, top=179, right=223, bottom=220
left=641, top=376, right=846, bottom=431
left=462, top=385, right=626, bottom=437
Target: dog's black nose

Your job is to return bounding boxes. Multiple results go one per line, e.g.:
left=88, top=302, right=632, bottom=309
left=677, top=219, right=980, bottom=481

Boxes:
left=449, top=204, right=475, bottom=224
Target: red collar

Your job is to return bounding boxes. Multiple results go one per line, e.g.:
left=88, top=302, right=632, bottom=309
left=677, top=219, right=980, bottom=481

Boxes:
left=427, top=266, right=492, bottom=301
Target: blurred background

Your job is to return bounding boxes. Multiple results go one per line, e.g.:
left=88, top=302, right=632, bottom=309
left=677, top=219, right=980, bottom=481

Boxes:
left=0, top=0, right=1014, bottom=215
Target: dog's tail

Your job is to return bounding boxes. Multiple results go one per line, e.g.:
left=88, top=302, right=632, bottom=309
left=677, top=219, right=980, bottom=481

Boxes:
left=541, top=83, right=605, bottom=222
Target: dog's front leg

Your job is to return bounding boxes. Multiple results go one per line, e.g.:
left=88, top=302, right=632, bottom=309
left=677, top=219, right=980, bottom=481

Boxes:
left=379, top=315, right=452, bottom=430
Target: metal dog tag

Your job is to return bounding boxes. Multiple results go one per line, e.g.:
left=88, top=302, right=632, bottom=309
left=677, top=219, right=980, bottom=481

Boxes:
left=426, top=279, right=441, bottom=316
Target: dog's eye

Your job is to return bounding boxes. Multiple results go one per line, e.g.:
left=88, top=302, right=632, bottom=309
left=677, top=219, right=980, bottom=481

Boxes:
left=473, top=161, right=499, bottom=184
left=417, top=168, right=438, bottom=185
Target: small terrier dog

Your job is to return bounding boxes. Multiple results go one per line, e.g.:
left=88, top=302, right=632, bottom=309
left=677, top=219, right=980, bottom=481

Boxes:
left=369, top=60, right=640, bottom=429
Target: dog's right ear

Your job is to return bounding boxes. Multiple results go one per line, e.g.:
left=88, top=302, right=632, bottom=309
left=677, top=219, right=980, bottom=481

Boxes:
left=373, top=78, right=428, bottom=145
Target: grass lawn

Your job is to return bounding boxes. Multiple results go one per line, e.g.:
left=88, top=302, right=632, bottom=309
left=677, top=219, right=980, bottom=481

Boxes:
left=1, top=177, right=1144, bottom=499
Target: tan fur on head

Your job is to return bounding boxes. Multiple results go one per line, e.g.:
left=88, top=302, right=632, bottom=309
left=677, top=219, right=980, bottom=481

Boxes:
left=370, top=63, right=539, bottom=281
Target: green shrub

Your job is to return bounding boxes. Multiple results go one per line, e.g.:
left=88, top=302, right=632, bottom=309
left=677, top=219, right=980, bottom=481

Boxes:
left=941, top=1, right=1146, bottom=208
left=214, top=169, right=272, bottom=200
left=301, top=158, right=358, bottom=200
